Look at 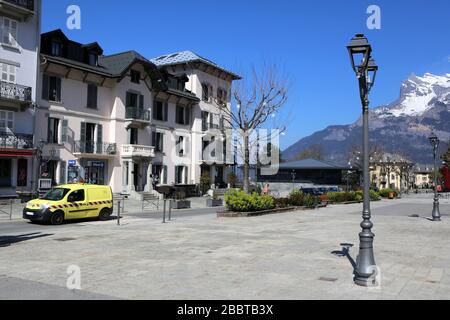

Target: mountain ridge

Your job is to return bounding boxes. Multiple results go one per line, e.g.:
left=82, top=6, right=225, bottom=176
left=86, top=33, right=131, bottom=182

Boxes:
left=283, top=73, right=450, bottom=165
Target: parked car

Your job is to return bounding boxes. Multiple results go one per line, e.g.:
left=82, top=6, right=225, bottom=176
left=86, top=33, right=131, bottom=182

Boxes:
left=23, top=184, right=113, bottom=225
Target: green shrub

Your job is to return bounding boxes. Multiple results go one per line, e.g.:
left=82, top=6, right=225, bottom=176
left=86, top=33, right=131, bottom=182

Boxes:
left=379, top=188, right=399, bottom=198
left=289, top=190, right=305, bottom=206
left=225, top=189, right=275, bottom=212
left=200, top=172, right=211, bottom=195
left=274, top=197, right=290, bottom=208
left=327, top=190, right=380, bottom=203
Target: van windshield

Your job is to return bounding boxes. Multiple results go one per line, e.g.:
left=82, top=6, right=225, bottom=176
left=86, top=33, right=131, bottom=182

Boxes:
left=42, top=188, right=71, bottom=201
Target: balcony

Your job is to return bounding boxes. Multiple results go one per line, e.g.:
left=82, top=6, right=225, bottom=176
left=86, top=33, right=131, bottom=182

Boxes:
left=125, top=107, right=151, bottom=128
left=73, top=141, right=117, bottom=159
left=0, top=132, right=33, bottom=150
left=0, top=0, right=34, bottom=19
left=0, top=81, right=32, bottom=107
left=121, top=145, right=155, bottom=159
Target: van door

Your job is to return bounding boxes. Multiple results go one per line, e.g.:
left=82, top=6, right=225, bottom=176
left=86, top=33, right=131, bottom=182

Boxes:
left=85, top=188, right=102, bottom=218
left=66, top=188, right=89, bottom=220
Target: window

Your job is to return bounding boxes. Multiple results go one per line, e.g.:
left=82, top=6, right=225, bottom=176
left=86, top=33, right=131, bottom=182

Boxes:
left=152, top=165, right=167, bottom=185
left=176, top=105, right=190, bottom=125
left=217, top=88, right=227, bottom=106
left=87, top=84, right=98, bottom=109
left=175, top=166, right=188, bottom=185
left=128, top=128, right=138, bottom=145
left=201, top=111, right=209, bottom=131
left=202, top=83, right=212, bottom=102
left=42, top=74, right=62, bottom=102
left=130, top=70, right=141, bottom=84
left=153, top=100, right=167, bottom=121
left=176, top=136, right=185, bottom=157
left=126, top=92, right=138, bottom=108
left=48, top=118, right=60, bottom=143
left=68, top=189, right=85, bottom=202
left=88, top=53, right=98, bottom=66
left=51, top=41, right=63, bottom=56
left=0, top=110, right=13, bottom=133
left=152, top=131, right=164, bottom=153
left=1, top=17, right=18, bottom=47
left=0, top=63, right=15, bottom=83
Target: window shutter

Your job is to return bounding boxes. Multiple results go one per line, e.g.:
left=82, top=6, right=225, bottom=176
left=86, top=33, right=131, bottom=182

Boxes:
left=163, top=166, right=168, bottom=184
left=126, top=92, right=131, bottom=107
left=42, top=74, right=49, bottom=101
left=210, top=113, right=213, bottom=128
left=163, top=103, right=168, bottom=122
left=96, top=124, right=103, bottom=153
left=61, top=120, right=68, bottom=143
left=55, top=77, right=62, bottom=102
left=47, top=117, right=51, bottom=142
left=127, top=128, right=131, bottom=145
left=151, top=130, right=156, bottom=147
left=139, top=95, right=144, bottom=111
left=220, top=116, right=224, bottom=131
left=184, top=167, right=189, bottom=185
left=160, top=133, right=164, bottom=153
left=184, top=136, right=190, bottom=156
left=80, top=122, right=86, bottom=143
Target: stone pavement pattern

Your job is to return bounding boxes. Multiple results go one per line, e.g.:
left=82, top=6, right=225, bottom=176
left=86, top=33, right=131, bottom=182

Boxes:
left=1, top=194, right=450, bottom=300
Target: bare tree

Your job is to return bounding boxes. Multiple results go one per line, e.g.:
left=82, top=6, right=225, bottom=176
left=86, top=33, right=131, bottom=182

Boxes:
left=211, top=64, right=289, bottom=193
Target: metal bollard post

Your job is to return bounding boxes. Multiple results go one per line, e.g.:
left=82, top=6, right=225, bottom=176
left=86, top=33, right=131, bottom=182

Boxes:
left=10, top=199, right=13, bottom=220
left=117, top=200, right=121, bottom=226
left=163, top=199, right=166, bottom=224
left=168, top=199, right=172, bottom=222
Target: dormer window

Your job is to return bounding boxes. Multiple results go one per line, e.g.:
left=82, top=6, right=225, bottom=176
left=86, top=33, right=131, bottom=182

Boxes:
left=88, top=53, right=98, bottom=66
left=51, top=41, right=63, bottom=57
left=130, top=70, right=141, bottom=84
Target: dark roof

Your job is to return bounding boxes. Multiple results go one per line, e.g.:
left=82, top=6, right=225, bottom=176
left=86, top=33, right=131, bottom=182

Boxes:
left=42, top=54, right=113, bottom=76
left=150, top=51, right=241, bottom=80
left=278, top=158, right=350, bottom=170
left=99, top=50, right=156, bottom=76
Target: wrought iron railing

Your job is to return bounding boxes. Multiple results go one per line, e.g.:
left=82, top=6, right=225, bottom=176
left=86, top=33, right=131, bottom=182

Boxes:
left=0, top=81, right=32, bottom=103
left=125, top=107, right=151, bottom=121
left=0, top=132, right=33, bottom=149
left=3, top=0, right=34, bottom=11
left=74, top=141, right=117, bottom=155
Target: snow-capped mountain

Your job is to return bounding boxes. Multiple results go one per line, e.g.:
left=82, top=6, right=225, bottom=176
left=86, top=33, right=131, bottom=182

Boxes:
left=283, top=73, right=450, bottom=164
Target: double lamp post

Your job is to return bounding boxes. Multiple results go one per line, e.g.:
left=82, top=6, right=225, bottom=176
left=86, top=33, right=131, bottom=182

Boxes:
left=347, top=34, right=378, bottom=287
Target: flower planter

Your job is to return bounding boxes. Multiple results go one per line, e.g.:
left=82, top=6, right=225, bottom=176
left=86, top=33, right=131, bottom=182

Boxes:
left=206, top=198, right=223, bottom=207
left=171, top=200, right=191, bottom=209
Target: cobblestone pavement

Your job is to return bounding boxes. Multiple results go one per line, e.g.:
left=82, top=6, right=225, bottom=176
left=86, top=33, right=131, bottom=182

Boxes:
left=1, top=194, right=450, bottom=300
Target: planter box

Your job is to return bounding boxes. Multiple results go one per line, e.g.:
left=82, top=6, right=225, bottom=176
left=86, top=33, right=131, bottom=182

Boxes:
left=217, top=204, right=327, bottom=218
left=206, top=199, right=223, bottom=207
left=171, top=200, right=191, bottom=209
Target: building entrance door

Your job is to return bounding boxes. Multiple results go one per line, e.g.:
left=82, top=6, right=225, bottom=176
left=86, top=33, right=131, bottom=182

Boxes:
left=84, top=161, right=105, bottom=185
left=0, top=159, right=11, bottom=187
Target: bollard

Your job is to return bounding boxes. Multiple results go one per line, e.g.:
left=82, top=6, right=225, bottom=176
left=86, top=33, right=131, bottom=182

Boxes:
left=168, top=199, right=172, bottom=222
left=117, top=200, right=121, bottom=226
left=10, top=199, right=13, bottom=220
left=163, top=199, right=166, bottom=224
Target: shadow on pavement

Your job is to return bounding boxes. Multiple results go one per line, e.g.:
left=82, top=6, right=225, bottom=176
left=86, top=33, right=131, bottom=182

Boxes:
left=331, top=243, right=357, bottom=269
left=0, top=233, right=53, bottom=248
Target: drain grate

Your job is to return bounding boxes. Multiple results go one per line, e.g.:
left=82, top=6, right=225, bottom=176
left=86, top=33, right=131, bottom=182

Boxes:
left=318, top=277, right=338, bottom=282
left=54, top=238, right=77, bottom=242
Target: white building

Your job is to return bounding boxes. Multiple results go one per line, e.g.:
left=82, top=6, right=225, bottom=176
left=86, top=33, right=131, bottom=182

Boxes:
left=34, top=30, right=240, bottom=198
left=0, top=0, right=41, bottom=198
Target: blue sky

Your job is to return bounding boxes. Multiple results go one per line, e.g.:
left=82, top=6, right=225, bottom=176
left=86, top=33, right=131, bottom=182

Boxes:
left=42, top=0, right=450, bottom=149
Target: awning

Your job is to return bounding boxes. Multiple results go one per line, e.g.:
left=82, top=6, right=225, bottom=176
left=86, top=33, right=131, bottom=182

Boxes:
left=0, top=149, right=35, bottom=157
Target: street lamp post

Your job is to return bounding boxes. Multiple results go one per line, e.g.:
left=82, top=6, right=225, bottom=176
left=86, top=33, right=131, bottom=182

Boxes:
left=429, top=132, right=441, bottom=222
left=347, top=34, right=378, bottom=287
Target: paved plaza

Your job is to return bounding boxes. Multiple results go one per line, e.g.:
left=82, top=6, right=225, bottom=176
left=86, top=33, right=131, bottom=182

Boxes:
left=1, top=194, right=450, bottom=300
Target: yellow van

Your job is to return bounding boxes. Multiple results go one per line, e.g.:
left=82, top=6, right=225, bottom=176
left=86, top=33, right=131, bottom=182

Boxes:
left=23, top=184, right=113, bottom=225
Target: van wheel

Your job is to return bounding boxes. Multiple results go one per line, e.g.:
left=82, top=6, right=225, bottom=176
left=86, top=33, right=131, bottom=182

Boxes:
left=50, top=212, right=64, bottom=226
left=99, top=208, right=111, bottom=221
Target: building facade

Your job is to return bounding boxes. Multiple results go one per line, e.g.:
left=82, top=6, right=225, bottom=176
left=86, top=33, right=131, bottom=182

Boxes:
left=33, top=31, right=239, bottom=198
left=0, top=0, right=40, bottom=198
left=370, top=154, right=414, bottom=191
